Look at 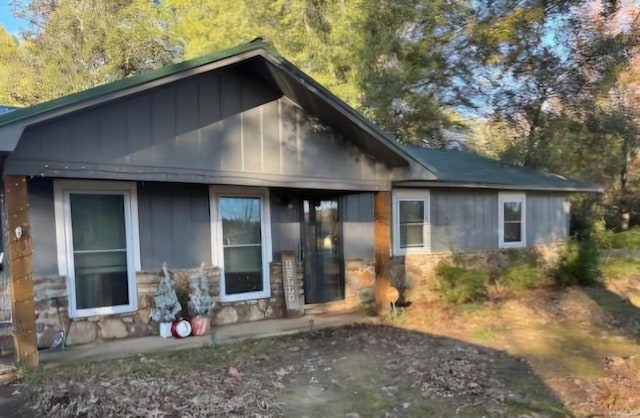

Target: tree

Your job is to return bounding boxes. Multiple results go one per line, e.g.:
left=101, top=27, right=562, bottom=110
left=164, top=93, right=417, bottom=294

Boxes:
left=5, top=0, right=178, bottom=105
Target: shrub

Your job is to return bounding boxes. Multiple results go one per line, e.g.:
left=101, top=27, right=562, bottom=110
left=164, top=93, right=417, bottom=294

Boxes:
left=501, top=261, right=542, bottom=293
left=611, top=227, right=640, bottom=249
left=553, top=239, right=600, bottom=286
left=591, top=219, right=615, bottom=250
left=435, top=263, right=488, bottom=304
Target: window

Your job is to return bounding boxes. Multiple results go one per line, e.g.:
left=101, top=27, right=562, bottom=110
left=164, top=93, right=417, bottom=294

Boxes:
left=499, top=192, right=526, bottom=248
left=54, top=180, right=140, bottom=318
left=210, top=187, right=272, bottom=302
left=393, top=190, right=430, bottom=254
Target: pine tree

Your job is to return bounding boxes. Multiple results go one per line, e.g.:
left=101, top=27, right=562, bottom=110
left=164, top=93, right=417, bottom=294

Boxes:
left=187, top=262, right=213, bottom=317
left=151, top=262, right=182, bottom=323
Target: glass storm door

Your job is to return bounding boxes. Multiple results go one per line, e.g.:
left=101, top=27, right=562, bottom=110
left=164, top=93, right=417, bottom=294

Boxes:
left=69, top=193, right=130, bottom=310
left=302, top=199, right=344, bottom=304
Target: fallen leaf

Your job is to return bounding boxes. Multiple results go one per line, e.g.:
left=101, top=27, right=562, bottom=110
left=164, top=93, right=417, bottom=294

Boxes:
left=227, top=367, right=242, bottom=379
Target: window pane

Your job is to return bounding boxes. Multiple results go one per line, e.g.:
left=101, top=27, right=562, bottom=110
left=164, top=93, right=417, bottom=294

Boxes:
left=74, top=251, right=129, bottom=309
left=70, top=194, right=126, bottom=251
left=220, top=197, right=261, bottom=245
left=224, top=246, right=263, bottom=294
left=70, top=193, right=130, bottom=310
left=400, top=224, right=423, bottom=248
left=504, top=222, right=522, bottom=242
left=503, top=202, right=522, bottom=222
left=220, top=196, right=263, bottom=295
left=399, top=200, right=424, bottom=223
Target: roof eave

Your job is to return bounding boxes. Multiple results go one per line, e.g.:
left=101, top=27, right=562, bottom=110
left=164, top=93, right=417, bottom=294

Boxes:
left=393, top=180, right=603, bottom=193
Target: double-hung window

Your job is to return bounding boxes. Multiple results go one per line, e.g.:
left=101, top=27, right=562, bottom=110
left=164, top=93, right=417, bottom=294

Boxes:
left=498, top=192, right=526, bottom=248
left=210, top=187, right=272, bottom=302
left=393, top=190, right=430, bottom=255
left=54, top=180, right=141, bottom=318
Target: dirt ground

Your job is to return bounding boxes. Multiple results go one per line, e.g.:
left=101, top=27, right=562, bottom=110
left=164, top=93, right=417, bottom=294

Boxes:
left=4, top=275, right=640, bottom=417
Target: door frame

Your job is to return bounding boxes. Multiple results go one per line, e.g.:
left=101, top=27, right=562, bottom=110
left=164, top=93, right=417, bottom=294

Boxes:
left=300, top=195, right=345, bottom=304
left=53, top=180, right=140, bottom=318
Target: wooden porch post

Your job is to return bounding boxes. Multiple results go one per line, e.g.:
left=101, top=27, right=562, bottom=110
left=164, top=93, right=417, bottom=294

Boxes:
left=374, top=191, right=392, bottom=314
left=4, top=176, right=38, bottom=367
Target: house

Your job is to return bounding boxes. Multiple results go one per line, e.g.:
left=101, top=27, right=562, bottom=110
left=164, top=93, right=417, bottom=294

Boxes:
left=0, top=40, right=598, bottom=363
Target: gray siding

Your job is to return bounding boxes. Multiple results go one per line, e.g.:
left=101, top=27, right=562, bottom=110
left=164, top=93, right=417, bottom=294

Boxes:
left=8, top=68, right=391, bottom=190
left=526, top=193, right=570, bottom=245
left=27, top=179, right=213, bottom=276
left=28, top=178, right=58, bottom=276
left=430, top=190, right=499, bottom=252
left=270, top=193, right=302, bottom=261
left=138, top=182, right=211, bottom=270
left=342, top=193, right=374, bottom=260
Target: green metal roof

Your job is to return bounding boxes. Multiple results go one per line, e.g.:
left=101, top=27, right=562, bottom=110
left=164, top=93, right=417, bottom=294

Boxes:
left=0, top=38, right=414, bottom=167
left=0, top=40, right=270, bottom=128
left=397, top=145, right=601, bottom=192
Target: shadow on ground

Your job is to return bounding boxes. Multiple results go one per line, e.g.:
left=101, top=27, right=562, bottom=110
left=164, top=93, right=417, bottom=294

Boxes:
left=22, top=323, right=569, bottom=417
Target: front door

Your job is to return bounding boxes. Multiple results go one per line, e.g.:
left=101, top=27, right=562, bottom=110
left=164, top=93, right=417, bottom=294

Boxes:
left=302, top=198, right=344, bottom=304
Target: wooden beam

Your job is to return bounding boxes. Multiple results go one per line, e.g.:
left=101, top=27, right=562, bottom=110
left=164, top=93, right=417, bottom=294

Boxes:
left=4, top=176, right=38, bottom=367
left=373, top=191, right=392, bottom=314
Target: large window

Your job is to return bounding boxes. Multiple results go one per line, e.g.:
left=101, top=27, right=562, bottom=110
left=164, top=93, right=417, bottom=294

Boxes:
left=210, top=187, right=271, bottom=302
left=393, top=190, right=430, bottom=254
left=54, top=181, right=140, bottom=317
left=498, top=192, right=526, bottom=248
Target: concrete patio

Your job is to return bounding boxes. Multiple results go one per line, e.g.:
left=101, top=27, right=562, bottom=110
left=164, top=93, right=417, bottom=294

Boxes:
left=40, top=312, right=374, bottom=366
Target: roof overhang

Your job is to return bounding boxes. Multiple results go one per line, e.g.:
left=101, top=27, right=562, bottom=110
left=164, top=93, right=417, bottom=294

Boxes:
left=0, top=41, right=420, bottom=171
left=393, top=180, right=604, bottom=193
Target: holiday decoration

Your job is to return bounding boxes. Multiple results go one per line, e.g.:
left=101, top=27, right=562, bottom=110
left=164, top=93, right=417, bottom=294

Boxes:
left=151, top=263, right=182, bottom=338
left=187, top=263, right=214, bottom=336
left=171, top=319, right=192, bottom=338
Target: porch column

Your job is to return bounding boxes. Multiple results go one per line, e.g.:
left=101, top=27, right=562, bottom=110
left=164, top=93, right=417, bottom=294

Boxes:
left=374, top=191, right=392, bottom=314
left=4, top=176, right=38, bottom=367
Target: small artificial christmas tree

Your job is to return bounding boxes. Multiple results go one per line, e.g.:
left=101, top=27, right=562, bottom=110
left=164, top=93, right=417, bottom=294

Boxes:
left=188, top=262, right=214, bottom=336
left=151, top=263, right=182, bottom=337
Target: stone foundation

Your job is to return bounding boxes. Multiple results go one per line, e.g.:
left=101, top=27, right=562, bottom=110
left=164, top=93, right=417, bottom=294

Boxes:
left=33, top=258, right=376, bottom=347
left=33, top=266, right=220, bottom=348
left=212, top=263, right=287, bottom=325
left=392, top=245, right=565, bottom=303
left=304, top=260, right=375, bottom=315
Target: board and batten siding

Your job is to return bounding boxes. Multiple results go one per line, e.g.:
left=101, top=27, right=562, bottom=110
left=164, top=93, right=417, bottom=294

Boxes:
left=8, top=67, right=391, bottom=191
left=526, top=193, right=570, bottom=246
left=137, top=182, right=211, bottom=270
left=426, top=189, right=570, bottom=253
left=342, top=193, right=374, bottom=260
left=269, top=192, right=374, bottom=261
left=28, top=178, right=58, bottom=276
left=430, top=190, right=499, bottom=252
left=270, top=193, right=302, bottom=261
left=27, top=179, right=213, bottom=276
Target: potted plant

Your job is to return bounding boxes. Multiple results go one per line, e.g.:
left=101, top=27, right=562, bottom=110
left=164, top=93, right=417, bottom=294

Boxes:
left=187, top=263, right=214, bottom=336
left=151, top=263, right=182, bottom=338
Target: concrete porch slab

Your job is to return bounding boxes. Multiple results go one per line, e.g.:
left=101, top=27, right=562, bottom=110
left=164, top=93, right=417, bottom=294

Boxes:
left=40, top=313, right=373, bottom=366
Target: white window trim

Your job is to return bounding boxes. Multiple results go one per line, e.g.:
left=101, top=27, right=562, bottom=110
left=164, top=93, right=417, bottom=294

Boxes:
left=54, top=180, right=141, bottom=318
left=392, top=189, right=431, bottom=255
left=209, top=186, right=272, bottom=303
left=498, top=192, right=527, bottom=249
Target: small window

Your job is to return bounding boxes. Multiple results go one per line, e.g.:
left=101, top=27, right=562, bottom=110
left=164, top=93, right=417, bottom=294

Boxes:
left=499, top=192, right=526, bottom=248
left=393, top=190, right=430, bottom=254
left=210, top=187, right=272, bottom=302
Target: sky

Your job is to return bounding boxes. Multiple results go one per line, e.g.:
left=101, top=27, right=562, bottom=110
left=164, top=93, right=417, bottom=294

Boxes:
left=0, top=3, right=24, bottom=36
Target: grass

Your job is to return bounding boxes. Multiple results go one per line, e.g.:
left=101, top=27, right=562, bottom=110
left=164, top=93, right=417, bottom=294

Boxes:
left=601, top=254, right=640, bottom=279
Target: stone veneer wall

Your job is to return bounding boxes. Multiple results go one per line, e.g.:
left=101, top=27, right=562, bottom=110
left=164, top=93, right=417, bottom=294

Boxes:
left=304, top=260, right=375, bottom=315
left=392, top=245, right=565, bottom=302
left=212, top=263, right=287, bottom=325
left=33, top=264, right=291, bottom=348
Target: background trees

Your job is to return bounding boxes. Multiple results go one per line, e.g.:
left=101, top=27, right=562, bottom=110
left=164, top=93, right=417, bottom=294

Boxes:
left=2, top=0, right=640, bottom=228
